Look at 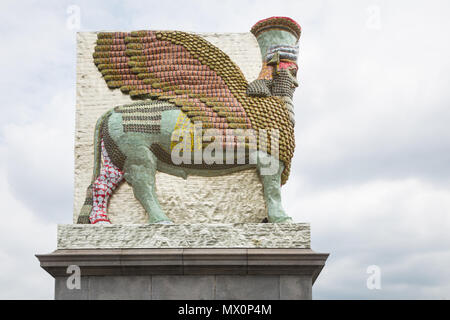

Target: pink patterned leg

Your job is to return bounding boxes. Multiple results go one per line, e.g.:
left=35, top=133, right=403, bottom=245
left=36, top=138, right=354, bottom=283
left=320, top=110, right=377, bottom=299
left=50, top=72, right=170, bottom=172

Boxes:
left=89, top=140, right=124, bottom=224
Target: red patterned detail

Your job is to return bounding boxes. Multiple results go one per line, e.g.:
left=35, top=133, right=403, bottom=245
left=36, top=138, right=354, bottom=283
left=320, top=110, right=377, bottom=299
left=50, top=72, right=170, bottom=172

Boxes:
left=251, top=16, right=301, bottom=40
left=94, top=30, right=252, bottom=131
left=89, top=141, right=124, bottom=224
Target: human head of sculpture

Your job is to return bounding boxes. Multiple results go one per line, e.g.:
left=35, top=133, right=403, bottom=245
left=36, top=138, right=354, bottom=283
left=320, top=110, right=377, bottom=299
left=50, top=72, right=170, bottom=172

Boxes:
left=247, top=17, right=301, bottom=119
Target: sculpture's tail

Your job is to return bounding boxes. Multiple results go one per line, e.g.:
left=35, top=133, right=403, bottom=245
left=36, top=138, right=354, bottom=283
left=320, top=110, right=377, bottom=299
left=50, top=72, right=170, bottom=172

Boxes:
left=76, top=110, right=113, bottom=224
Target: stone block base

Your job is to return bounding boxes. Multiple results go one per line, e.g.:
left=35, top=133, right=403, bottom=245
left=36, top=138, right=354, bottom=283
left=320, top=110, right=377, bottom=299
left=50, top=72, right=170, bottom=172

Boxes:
left=37, top=248, right=328, bottom=300
left=56, top=223, right=311, bottom=249
left=54, top=275, right=313, bottom=300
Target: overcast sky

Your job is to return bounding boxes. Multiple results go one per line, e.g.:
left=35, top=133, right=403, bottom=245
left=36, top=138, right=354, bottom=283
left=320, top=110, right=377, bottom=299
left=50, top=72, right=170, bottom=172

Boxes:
left=0, top=0, right=449, bottom=299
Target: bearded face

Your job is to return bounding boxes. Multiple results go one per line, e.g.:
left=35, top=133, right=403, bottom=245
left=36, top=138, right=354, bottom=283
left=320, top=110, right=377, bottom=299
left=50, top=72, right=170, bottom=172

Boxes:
left=271, top=66, right=299, bottom=99
left=246, top=62, right=299, bottom=99
left=246, top=51, right=298, bottom=127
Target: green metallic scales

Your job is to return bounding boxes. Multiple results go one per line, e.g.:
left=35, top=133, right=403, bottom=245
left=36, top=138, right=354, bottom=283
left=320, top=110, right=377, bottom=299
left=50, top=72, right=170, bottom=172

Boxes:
left=115, top=100, right=177, bottom=135
left=102, top=118, right=127, bottom=170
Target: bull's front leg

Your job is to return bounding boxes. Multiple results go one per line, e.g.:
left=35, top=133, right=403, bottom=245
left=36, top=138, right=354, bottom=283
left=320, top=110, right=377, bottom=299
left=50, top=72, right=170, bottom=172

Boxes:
left=255, top=151, right=293, bottom=223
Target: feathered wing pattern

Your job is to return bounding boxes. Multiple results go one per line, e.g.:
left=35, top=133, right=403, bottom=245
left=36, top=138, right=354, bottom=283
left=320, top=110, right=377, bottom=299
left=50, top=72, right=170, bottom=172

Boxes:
left=93, top=30, right=294, bottom=184
left=93, top=31, right=251, bottom=131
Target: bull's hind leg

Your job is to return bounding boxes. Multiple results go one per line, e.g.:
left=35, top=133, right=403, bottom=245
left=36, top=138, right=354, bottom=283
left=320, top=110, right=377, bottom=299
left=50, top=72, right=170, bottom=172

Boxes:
left=123, top=145, right=172, bottom=224
left=90, top=140, right=124, bottom=224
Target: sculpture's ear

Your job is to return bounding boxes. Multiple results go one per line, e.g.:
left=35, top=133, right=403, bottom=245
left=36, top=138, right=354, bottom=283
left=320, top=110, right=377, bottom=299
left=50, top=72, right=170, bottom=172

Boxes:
left=267, top=51, right=280, bottom=73
left=246, top=79, right=272, bottom=97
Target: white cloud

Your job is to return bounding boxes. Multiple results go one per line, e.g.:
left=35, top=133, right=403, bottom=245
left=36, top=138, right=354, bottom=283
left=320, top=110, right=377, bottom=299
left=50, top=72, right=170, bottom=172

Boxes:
left=2, top=91, right=75, bottom=223
left=286, top=178, right=450, bottom=299
left=0, top=0, right=449, bottom=299
left=0, top=151, right=56, bottom=299
left=0, top=88, right=73, bottom=298
left=292, top=0, right=450, bottom=185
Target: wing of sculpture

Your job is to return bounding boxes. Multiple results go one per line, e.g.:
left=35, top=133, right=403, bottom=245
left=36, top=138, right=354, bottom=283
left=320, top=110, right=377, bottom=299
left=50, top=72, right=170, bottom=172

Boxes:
left=93, top=18, right=299, bottom=185
left=94, top=31, right=251, bottom=130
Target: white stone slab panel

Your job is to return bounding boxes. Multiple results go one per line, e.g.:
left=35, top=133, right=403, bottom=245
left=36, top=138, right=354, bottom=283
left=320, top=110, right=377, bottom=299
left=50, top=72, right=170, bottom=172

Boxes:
left=57, top=223, right=310, bottom=249
left=74, top=31, right=268, bottom=224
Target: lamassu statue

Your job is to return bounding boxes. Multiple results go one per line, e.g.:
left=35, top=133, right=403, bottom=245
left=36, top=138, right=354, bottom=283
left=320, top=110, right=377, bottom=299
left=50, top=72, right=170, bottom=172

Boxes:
left=77, top=17, right=301, bottom=225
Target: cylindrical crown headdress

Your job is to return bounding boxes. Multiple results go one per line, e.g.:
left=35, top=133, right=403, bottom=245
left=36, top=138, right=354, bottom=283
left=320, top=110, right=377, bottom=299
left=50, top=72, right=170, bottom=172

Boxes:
left=251, top=17, right=301, bottom=80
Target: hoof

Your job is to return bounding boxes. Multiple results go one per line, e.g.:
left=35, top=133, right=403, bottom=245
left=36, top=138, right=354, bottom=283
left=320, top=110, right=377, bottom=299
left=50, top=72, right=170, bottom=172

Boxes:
left=152, top=220, right=174, bottom=225
left=93, top=220, right=111, bottom=225
left=268, top=216, right=294, bottom=223
left=278, top=217, right=294, bottom=224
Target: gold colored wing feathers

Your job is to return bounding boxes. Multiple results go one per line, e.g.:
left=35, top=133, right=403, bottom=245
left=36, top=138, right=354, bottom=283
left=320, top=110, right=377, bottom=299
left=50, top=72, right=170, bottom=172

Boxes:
left=94, top=31, right=251, bottom=130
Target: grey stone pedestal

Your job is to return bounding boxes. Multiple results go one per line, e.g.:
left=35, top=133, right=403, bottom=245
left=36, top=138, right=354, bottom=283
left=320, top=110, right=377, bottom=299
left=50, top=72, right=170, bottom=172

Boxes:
left=36, top=224, right=328, bottom=300
left=37, top=248, right=328, bottom=300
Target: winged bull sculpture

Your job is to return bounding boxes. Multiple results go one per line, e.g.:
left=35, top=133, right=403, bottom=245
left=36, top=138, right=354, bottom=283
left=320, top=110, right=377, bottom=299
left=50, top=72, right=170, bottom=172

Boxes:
left=77, top=17, right=302, bottom=224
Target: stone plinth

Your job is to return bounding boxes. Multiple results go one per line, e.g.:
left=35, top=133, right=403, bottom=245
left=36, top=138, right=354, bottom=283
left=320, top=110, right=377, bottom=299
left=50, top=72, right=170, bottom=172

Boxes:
left=57, top=223, right=310, bottom=249
left=36, top=248, right=328, bottom=300
left=37, top=223, right=328, bottom=300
